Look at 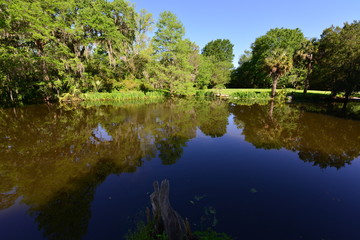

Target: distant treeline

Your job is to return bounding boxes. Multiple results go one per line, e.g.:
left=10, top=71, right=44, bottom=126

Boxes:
left=0, top=0, right=359, bottom=104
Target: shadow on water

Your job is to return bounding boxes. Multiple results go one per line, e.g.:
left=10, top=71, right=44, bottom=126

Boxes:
left=0, top=99, right=360, bottom=239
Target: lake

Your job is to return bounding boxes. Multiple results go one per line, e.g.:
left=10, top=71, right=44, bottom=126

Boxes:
left=1, top=99, right=360, bottom=240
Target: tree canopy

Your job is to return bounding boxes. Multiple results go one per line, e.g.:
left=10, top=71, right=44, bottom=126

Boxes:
left=312, top=21, right=360, bottom=102
left=202, top=39, right=234, bottom=64
left=0, top=0, right=359, bottom=104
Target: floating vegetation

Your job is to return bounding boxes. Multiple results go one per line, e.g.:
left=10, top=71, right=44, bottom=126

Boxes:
left=201, top=206, right=218, bottom=228
left=250, top=188, right=258, bottom=193
left=194, top=195, right=207, bottom=202
left=194, top=230, right=233, bottom=240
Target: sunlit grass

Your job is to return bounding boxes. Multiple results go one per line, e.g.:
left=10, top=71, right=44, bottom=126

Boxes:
left=196, top=88, right=333, bottom=102
left=80, top=91, right=166, bottom=101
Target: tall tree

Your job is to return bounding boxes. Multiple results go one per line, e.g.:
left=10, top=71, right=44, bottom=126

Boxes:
left=264, top=48, right=293, bottom=97
left=200, top=39, right=234, bottom=88
left=149, top=11, right=198, bottom=95
left=152, top=11, right=185, bottom=65
left=314, top=21, right=360, bottom=106
left=201, top=39, right=234, bottom=64
left=250, top=28, right=306, bottom=97
left=0, top=0, right=137, bottom=103
left=294, top=38, right=318, bottom=93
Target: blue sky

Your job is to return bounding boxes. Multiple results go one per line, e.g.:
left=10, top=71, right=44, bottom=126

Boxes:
left=131, top=0, right=360, bottom=67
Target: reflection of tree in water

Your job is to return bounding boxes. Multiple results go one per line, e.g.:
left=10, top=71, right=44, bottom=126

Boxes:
left=0, top=99, right=230, bottom=239
left=29, top=159, right=124, bottom=240
left=198, top=100, right=229, bottom=138
left=232, top=103, right=299, bottom=150
left=157, top=136, right=188, bottom=165
left=231, top=103, right=360, bottom=169
left=295, top=112, right=360, bottom=169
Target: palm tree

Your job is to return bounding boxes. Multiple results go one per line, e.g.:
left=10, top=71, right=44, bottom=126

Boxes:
left=264, top=48, right=293, bottom=98
left=295, top=39, right=317, bottom=93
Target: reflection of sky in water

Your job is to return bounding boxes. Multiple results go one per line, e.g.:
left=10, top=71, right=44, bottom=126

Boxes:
left=89, top=124, right=113, bottom=144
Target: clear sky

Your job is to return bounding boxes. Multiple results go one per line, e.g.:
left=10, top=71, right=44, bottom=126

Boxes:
left=131, top=0, right=360, bottom=67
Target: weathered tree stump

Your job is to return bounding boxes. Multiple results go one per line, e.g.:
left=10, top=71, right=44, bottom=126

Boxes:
left=150, top=180, right=193, bottom=240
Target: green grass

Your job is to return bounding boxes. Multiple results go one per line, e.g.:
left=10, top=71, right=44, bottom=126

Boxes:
left=287, top=90, right=332, bottom=101
left=198, top=88, right=331, bottom=95
left=79, top=90, right=166, bottom=102
left=197, top=88, right=271, bottom=95
left=65, top=88, right=343, bottom=104
left=196, top=88, right=333, bottom=102
left=196, top=89, right=271, bottom=99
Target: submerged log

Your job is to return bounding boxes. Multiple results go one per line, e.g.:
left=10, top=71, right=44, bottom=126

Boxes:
left=150, top=180, right=193, bottom=240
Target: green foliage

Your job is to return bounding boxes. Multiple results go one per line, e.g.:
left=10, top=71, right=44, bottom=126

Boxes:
left=125, top=221, right=156, bottom=240
left=196, top=55, right=213, bottom=89
left=231, top=28, right=308, bottom=93
left=152, top=11, right=185, bottom=63
left=194, top=230, right=234, bottom=240
left=252, top=28, right=306, bottom=96
left=313, top=21, right=360, bottom=100
left=79, top=91, right=165, bottom=101
left=199, top=39, right=234, bottom=89
left=231, top=91, right=270, bottom=99
left=293, top=38, right=318, bottom=92
left=1, top=1, right=359, bottom=105
left=149, top=12, right=198, bottom=95
left=202, top=39, right=234, bottom=65
left=0, top=0, right=137, bottom=104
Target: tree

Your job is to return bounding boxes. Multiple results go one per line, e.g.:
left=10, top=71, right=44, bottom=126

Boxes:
left=264, top=48, right=293, bottom=97
left=314, top=21, right=360, bottom=106
left=202, top=39, right=234, bottom=64
left=152, top=11, right=185, bottom=65
left=0, top=0, right=138, bottom=103
left=119, top=9, right=154, bottom=84
left=199, top=39, right=234, bottom=89
left=230, top=50, right=271, bottom=88
left=149, top=11, right=198, bottom=95
left=250, top=28, right=307, bottom=96
left=294, top=38, right=318, bottom=93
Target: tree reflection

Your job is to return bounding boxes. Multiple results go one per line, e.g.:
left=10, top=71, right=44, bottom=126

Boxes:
left=0, top=99, right=230, bottom=239
left=197, top=100, right=229, bottom=138
left=231, top=102, right=360, bottom=169
left=30, top=159, right=121, bottom=240
left=2, top=99, right=359, bottom=239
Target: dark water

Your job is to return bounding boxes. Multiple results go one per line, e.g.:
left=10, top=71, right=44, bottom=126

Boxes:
left=1, top=99, right=360, bottom=240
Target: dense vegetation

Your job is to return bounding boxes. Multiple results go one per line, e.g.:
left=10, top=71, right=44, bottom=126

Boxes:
left=231, top=22, right=360, bottom=100
left=0, top=0, right=234, bottom=104
left=0, top=0, right=359, bottom=104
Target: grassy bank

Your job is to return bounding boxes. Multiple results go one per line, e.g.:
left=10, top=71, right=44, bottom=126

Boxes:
left=196, top=88, right=333, bottom=102
left=80, top=91, right=166, bottom=101
left=61, top=90, right=166, bottom=102
left=60, top=89, right=351, bottom=104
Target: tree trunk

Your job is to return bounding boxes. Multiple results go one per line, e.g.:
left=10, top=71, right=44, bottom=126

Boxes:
left=8, top=87, right=14, bottom=103
left=342, top=92, right=350, bottom=111
left=6, top=75, right=14, bottom=103
left=150, top=180, right=192, bottom=240
left=271, top=75, right=279, bottom=98
left=268, top=100, right=274, bottom=119
left=303, top=62, right=311, bottom=94
left=107, top=40, right=115, bottom=67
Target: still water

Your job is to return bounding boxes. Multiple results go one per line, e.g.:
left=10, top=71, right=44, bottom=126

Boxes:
left=1, top=99, right=360, bottom=240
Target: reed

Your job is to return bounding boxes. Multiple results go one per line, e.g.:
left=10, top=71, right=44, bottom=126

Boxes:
left=80, top=91, right=166, bottom=101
